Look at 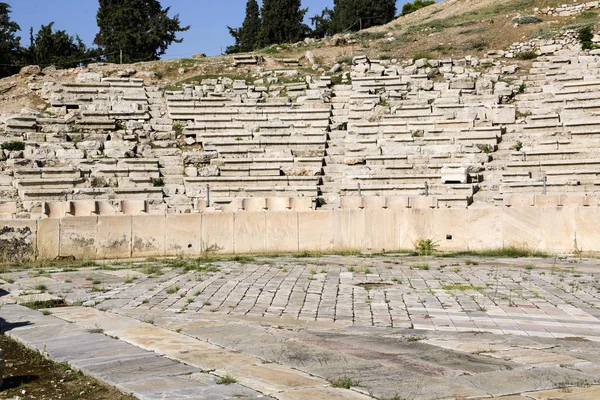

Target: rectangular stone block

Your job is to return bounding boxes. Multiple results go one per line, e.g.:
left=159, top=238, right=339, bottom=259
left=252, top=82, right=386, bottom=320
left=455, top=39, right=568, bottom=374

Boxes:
left=575, top=208, right=600, bottom=252
left=432, top=208, right=468, bottom=251
left=468, top=207, right=502, bottom=250
left=131, top=215, right=165, bottom=257
left=364, top=209, right=397, bottom=252
left=60, top=216, right=98, bottom=259
left=333, top=209, right=365, bottom=251
left=397, top=208, right=434, bottom=250
left=234, top=212, right=266, bottom=254
left=539, top=207, right=576, bottom=253
left=201, top=212, right=234, bottom=254
left=502, top=207, right=541, bottom=250
left=265, top=212, right=298, bottom=253
left=97, top=215, right=132, bottom=259
left=298, top=210, right=334, bottom=252
left=37, top=218, right=59, bottom=260
left=165, top=214, right=201, bottom=256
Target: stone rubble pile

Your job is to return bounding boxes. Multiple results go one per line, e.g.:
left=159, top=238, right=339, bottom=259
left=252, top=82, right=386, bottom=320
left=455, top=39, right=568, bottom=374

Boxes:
left=535, top=1, right=599, bottom=16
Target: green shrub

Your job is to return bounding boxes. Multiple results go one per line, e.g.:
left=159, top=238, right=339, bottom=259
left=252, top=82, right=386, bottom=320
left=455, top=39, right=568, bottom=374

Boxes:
left=152, top=178, right=165, bottom=187
left=512, top=15, right=542, bottom=25
left=402, top=0, right=435, bottom=16
left=1, top=141, right=25, bottom=151
left=415, top=238, right=438, bottom=255
left=172, top=122, right=184, bottom=137
left=464, top=40, right=488, bottom=51
left=579, top=25, right=594, bottom=50
left=516, top=50, right=538, bottom=60
left=578, top=11, right=597, bottom=19
left=337, top=56, right=353, bottom=64
left=329, top=377, right=361, bottom=389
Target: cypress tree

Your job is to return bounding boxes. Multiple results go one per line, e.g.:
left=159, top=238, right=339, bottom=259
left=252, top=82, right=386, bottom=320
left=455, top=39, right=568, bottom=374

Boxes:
left=94, top=0, right=190, bottom=63
left=258, top=0, right=308, bottom=47
left=240, top=0, right=260, bottom=51
left=226, top=0, right=261, bottom=53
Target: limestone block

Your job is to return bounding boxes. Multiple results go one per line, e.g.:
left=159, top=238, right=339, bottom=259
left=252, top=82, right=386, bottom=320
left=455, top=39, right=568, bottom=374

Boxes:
left=184, top=167, right=198, bottom=178
left=242, top=198, right=266, bottom=212
left=235, top=212, right=266, bottom=253
left=266, top=197, right=290, bottom=211
left=96, top=201, right=118, bottom=216
left=132, top=214, right=165, bottom=257
left=397, top=208, right=434, bottom=250
left=575, top=208, right=600, bottom=252
left=266, top=212, right=298, bottom=253
left=121, top=200, right=147, bottom=215
left=298, top=210, right=334, bottom=251
left=503, top=194, right=534, bottom=207
left=44, top=202, right=67, bottom=218
left=441, top=165, right=468, bottom=184
left=433, top=208, right=468, bottom=251
left=487, top=105, right=516, bottom=124
left=539, top=207, right=576, bottom=252
left=290, top=197, right=312, bottom=211
left=221, top=198, right=243, bottom=212
left=60, top=216, right=98, bottom=259
left=340, top=196, right=362, bottom=209
left=333, top=209, right=365, bottom=250
left=68, top=200, right=97, bottom=217
left=502, top=207, right=541, bottom=250
left=201, top=212, right=234, bottom=253
left=37, top=218, right=59, bottom=260
left=361, top=196, right=385, bottom=209
left=0, top=202, right=16, bottom=218
left=385, top=196, right=410, bottom=209
left=97, top=215, right=132, bottom=259
left=165, top=214, right=201, bottom=256
left=411, top=196, right=438, bottom=209
left=55, top=149, right=85, bottom=160
left=364, top=209, right=397, bottom=252
left=534, top=194, right=561, bottom=207
left=468, top=207, right=502, bottom=250
left=76, top=71, right=104, bottom=83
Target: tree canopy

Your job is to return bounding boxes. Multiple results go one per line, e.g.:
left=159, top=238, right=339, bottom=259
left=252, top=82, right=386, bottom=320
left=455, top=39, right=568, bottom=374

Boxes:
left=94, top=0, right=189, bottom=63
left=329, top=0, right=397, bottom=33
left=227, top=0, right=261, bottom=54
left=258, top=0, right=308, bottom=47
left=401, top=0, right=436, bottom=16
left=309, top=0, right=397, bottom=37
left=27, top=23, right=99, bottom=68
left=0, top=2, right=23, bottom=77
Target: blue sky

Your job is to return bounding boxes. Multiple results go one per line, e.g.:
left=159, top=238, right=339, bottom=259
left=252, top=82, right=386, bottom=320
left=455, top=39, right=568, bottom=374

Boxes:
left=5, top=1, right=409, bottom=58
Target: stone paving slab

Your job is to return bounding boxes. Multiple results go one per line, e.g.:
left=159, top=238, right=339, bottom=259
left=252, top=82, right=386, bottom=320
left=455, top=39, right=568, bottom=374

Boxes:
left=4, top=255, right=600, bottom=398
left=47, top=306, right=372, bottom=399
left=0, top=304, right=269, bottom=400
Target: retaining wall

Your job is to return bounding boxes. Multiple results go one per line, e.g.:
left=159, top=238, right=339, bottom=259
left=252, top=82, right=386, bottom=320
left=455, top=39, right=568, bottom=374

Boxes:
left=2, top=205, right=599, bottom=261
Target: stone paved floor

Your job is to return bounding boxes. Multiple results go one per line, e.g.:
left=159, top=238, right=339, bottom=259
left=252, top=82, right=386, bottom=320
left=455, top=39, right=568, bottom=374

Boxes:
left=3, top=254, right=600, bottom=399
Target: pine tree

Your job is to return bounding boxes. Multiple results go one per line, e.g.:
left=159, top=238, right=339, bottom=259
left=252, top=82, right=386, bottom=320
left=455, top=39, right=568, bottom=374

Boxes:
left=94, top=0, right=190, bottom=63
left=0, top=2, right=23, bottom=77
left=226, top=0, right=260, bottom=54
left=258, top=0, right=308, bottom=47
left=329, top=0, right=396, bottom=33
left=28, top=22, right=99, bottom=68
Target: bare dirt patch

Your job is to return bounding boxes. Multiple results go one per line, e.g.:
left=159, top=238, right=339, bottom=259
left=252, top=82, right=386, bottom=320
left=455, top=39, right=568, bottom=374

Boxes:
left=0, top=335, right=136, bottom=400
